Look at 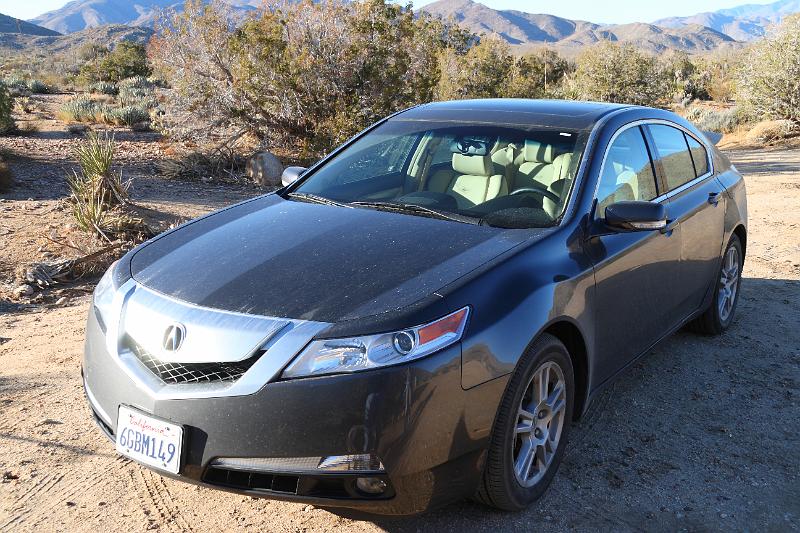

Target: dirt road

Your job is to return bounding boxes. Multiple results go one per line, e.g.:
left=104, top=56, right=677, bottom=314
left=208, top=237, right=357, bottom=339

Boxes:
left=1, top=146, right=798, bottom=532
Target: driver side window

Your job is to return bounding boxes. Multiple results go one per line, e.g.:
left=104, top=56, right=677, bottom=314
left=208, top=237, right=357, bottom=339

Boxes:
left=595, top=127, right=659, bottom=218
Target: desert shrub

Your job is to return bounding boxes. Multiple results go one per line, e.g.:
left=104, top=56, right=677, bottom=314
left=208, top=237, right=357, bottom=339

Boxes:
left=737, top=14, right=800, bottom=122
left=118, top=85, right=156, bottom=107
left=27, top=80, right=49, bottom=94
left=2, top=75, right=29, bottom=96
left=89, top=82, right=119, bottom=96
left=570, top=42, right=672, bottom=106
left=0, top=82, right=15, bottom=134
left=66, top=132, right=138, bottom=240
left=80, top=41, right=152, bottom=83
left=119, top=76, right=153, bottom=90
left=685, top=105, right=747, bottom=133
left=16, top=96, right=32, bottom=113
left=505, top=49, right=571, bottom=99
left=108, top=106, right=150, bottom=127
left=58, top=96, right=98, bottom=123
left=150, top=0, right=470, bottom=159
left=745, top=119, right=799, bottom=143
left=436, top=36, right=514, bottom=100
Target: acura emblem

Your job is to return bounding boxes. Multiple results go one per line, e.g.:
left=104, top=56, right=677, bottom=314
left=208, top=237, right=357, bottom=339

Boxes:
left=162, top=323, right=186, bottom=352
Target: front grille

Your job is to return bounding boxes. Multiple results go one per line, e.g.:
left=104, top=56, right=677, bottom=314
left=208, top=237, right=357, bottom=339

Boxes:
left=128, top=340, right=262, bottom=384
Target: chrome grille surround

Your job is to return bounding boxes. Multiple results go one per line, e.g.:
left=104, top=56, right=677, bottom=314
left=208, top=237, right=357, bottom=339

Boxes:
left=101, top=279, right=330, bottom=400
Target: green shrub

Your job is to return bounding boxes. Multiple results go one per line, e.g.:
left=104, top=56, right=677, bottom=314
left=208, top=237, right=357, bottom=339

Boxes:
left=57, top=96, right=98, bottom=122
left=27, top=80, right=49, bottom=94
left=0, top=82, right=15, bottom=134
left=80, top=41, right=152, bottom=83
left=119, top=76, right=153, bottom=90
left=89, top=82, right=119, bottom=95
left=2, top=75, right=28, bottom=96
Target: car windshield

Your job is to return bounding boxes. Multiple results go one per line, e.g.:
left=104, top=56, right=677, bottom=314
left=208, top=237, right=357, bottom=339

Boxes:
left=288, top=120, right=590, bottom=228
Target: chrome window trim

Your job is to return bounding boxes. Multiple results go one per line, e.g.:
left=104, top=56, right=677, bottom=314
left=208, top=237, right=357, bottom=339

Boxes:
left=103, top=279, right=330, bottom=400
left=559, top=107, right=632, bottom=224
left=590, top=119, right=715, bottom=213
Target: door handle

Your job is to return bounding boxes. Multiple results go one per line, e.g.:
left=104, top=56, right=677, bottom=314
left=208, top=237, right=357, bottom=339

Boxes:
left=660, top=219, right=679, bottom=234
left=708, top=192, right=722, bottom=206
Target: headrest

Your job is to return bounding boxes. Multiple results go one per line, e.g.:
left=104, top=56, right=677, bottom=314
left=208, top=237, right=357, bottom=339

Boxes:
left=450, top=136, right=491, bottom=156
left=452, top=153, right=493, bottom=176
left=524, top=140, right=554, bottom=164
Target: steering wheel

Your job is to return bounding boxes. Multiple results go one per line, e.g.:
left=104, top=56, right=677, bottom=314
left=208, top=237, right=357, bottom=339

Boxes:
left=510, top=186, right=560, bottom=204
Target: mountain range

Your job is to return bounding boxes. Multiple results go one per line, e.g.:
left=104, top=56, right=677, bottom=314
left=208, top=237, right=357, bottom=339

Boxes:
left=0, top=13, right=60, bottom=36
left=16, top=0, right=800, bottom=55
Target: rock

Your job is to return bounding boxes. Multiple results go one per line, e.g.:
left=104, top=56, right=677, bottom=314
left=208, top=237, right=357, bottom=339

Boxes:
left=55, top=296, right=68, bottom=306
left=246, top=151, right=284, bottom=187
left=13, top=284, right=34, bottom=298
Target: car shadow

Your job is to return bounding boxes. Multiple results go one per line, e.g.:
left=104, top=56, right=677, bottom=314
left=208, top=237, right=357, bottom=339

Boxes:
left=365, top=276, right=800, bottom=531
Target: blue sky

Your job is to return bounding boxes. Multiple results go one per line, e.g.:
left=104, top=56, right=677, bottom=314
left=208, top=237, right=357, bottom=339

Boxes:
left=1, top=0, right=777, bottom=24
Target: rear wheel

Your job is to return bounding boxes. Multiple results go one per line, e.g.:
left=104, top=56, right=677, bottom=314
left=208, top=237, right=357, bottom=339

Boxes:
left=691, top=234, right=743, bottom=335
left=476, top=333, right=574, bottom=511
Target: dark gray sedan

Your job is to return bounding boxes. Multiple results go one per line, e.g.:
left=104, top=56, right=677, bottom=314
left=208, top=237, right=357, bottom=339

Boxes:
left=82, top=99, right=747, bottom=516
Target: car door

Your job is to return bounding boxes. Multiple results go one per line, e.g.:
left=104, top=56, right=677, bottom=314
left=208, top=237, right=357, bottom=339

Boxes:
left=644, top=124, right=726, bottom=317
left=586, top=125, right=684, bottom=383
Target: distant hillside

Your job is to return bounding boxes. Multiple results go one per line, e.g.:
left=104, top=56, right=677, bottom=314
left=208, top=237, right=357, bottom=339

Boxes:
left=655, top=0, right=800, bottom=41
left=0, top=24, right=153, bottom=55
left=0, top=12, right=61, bottom=36
left=421, top=0, right=739, bottom=55
left=30, top=0, right=263, bottom=34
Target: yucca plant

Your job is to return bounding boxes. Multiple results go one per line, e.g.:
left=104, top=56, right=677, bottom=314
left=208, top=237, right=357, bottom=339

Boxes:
left=67, top=132, right=136, bottom=240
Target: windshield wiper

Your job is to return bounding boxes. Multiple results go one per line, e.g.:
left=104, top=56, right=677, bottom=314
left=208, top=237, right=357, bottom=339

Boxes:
left=287, top=192, right=351, bottom=208
left=350, top=201, right=479, bottom=225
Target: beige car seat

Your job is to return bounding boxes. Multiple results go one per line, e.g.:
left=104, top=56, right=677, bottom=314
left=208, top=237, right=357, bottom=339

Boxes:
left=428, top=152, right=507, bottom=209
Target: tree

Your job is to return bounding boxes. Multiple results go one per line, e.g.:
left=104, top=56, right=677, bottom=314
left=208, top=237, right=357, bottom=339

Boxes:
left=737, top=14, right=800, bottom=122
left=570, top=41, right=671, bottom=106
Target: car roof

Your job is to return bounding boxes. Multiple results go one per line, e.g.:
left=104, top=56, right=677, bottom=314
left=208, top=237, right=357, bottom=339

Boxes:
left=394, top=99, right=633, bottom=130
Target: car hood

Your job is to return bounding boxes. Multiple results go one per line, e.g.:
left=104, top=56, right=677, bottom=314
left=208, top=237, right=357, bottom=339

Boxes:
left=130, top=194, right=538, bottom=324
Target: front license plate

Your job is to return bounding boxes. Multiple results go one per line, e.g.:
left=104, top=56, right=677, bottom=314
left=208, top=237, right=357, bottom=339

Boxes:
left=116, top=405, right=183, bottom=474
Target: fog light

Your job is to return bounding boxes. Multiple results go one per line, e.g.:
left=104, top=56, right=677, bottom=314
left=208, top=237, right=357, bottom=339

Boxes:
left=356, top=476, right=387, bottom=495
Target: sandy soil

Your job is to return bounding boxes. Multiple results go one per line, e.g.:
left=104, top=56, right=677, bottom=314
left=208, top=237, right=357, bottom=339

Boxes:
left=0, top=105, right=799, bottom=531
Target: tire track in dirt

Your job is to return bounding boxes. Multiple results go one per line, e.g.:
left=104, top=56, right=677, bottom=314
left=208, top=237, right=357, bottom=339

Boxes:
left=132, top=468, right=194, bottom=532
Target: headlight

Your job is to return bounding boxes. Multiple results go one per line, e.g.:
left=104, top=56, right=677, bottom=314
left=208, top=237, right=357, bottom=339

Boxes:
left=93, top=260, right=120, bottom=333
left=281, top=307, right=469, bottom=379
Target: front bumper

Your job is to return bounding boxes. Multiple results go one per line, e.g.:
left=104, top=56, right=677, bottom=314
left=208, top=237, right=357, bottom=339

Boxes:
left=83, top=307, right=508, bottom=515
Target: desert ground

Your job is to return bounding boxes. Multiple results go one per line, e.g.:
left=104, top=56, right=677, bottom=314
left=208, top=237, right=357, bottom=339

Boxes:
left=0, top=95, right=798, bottom=532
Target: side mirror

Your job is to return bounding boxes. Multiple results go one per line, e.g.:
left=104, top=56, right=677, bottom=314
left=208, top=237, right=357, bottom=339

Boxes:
left=604, top=201, right=667, bottom=231
left=281, top=166, right=307, bottom=187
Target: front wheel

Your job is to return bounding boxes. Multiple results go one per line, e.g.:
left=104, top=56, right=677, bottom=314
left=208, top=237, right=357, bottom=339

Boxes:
left=691, top=234, right=743, bottom=335
left=476, top=333, right=574, bottom=511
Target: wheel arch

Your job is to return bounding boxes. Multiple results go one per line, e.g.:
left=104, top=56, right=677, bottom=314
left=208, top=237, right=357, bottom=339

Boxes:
left=541, top=319, right=589, bottom=421
left=732, top=224, right=747, bottom=260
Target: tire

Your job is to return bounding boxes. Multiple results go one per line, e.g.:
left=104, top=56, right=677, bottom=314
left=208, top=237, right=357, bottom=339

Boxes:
left=476, top=333, right=575, bottom=511
left=691, top=234, right=743, bottom=335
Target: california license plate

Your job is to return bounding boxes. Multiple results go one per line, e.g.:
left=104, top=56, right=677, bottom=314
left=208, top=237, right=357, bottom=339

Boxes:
left=116, top=405, right=183, bottom=474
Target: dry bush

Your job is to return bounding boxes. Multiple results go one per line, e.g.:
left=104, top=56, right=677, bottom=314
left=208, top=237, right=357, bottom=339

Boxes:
left=738, top=15, right=800, bottom=122
left=569, top=42, right=672, bottom=106
left=149, top=0, right=468, bottom=159
left=156, top=150, right=246, bottom=183
left=745, top=120, right=799, bottom=143
left=0, top=82, right=15, bottom=134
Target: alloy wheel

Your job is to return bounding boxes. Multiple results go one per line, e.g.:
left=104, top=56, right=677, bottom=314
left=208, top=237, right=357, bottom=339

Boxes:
left=717, top=245, right=740, bottom=322
left=512, top=361, right=567, bottom=487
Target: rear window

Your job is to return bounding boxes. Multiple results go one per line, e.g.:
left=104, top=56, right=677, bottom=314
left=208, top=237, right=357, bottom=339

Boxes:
left=647, top=124, right=697, bottom=192
left=685, top=134, right=709, bottom=177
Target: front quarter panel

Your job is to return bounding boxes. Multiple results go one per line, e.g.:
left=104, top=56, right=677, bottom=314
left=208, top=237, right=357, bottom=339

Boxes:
left=449, top=227, right=596, bottom=390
